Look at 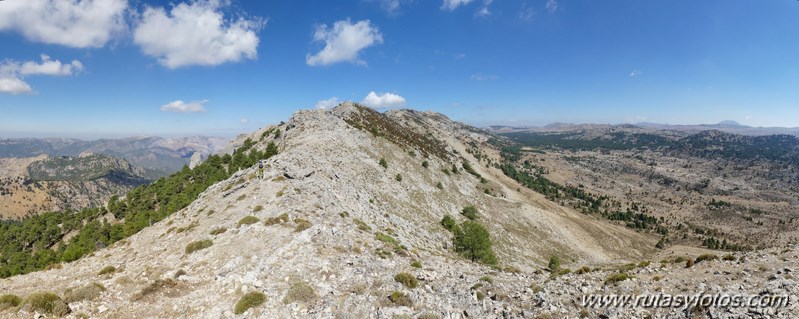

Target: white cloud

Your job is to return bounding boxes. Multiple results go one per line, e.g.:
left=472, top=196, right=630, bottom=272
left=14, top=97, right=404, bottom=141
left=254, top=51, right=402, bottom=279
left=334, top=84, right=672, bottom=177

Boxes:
left=476, top=0, right=493, bottom=16
left=133, top=0, right=262, bottom=69
left=470, top=73, right=498, bottom=81
left=361, top=91, right=406, bottom=109
left=0, top=55, right=84, bottom=95
left=19, top=54, right=84, bottom=76
left=629, top=70, right=643, bottom=78
left=315, top=97, right=340, bottom=110
left=546, top=0, right=558, bottom=13
left=240, top=118, right=248, bottom=124
left=519, top=3, right=535, bottom=21
left=0, top=0, right=127, bottom=48
left=306, top=19, right=383, bottom=66
left=442, top=0, right=474, bottom=10
left=0, top=77, right=33, bottom=95
left=160, top=99, right=208, bottom=113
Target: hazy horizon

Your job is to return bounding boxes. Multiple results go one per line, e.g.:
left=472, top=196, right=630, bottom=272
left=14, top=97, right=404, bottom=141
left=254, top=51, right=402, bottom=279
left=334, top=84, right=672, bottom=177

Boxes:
left=2, top=0, right=798, bottom=137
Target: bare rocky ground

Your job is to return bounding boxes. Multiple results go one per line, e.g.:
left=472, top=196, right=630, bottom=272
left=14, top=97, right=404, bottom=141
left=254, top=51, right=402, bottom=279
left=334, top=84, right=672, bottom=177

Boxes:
left=0, top=103, right=795, bottom=318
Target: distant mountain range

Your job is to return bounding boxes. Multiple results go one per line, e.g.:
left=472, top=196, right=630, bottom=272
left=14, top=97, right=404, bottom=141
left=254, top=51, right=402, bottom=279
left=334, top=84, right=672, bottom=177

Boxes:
left=0, top=136, right=229, bottom=178
left=488, top=120, right=799, bottom=136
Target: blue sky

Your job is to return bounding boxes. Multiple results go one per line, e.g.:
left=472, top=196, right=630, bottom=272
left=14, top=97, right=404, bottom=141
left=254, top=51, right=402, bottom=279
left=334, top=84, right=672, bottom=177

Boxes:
left=1, top=0, right=798, bottom=138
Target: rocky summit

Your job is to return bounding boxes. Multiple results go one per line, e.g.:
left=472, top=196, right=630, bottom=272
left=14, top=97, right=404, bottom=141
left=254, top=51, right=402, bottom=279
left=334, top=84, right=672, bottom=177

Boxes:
left=0, top=103, right=796, bottom=318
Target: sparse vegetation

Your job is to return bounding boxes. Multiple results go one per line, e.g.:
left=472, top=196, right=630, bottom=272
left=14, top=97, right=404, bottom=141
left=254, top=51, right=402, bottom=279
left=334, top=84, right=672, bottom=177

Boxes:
left=236, top=194, right=247, bottom=201
left=210, top=227, right=227, bottom=235
left=0, top=294, right=21, bottom=311
left=394, top=272, right=419, bottom=288
left=395, top=173, right=403, bottom=181
left=388, top=291, right=413, bottom=307
left=185, top=239, right=213, bottom=254
left=97, top=265, right=117, bottom=276
left=64, top=282, right=106, bottom=303
left=283, top=282, right=317, bottom=304
left=411, top=260, right=422, bottom=268
left=575, top=266, right=592, bottom=274
left=24, top=292, right=69, bottom=316
left=237, top=216, right=260, bottom=227
left=253, top=205, right=264, bottom=212
left=379, top=158, right=388, bottom=169
left=722, top=254, right=736, bottom=261
left=339, top=211, right=349, bottom=218
left=436, top=181, right=443, bottom=189
left=265, top=213, right=290, bottom=226
left=131, top=279, right=178, bottom=301
left=605, top=273, right=631, bottom=285
left=294, top=218, right=312, bottom=232
left=478, top=276, right=493, bottom=284
left=234, top=292, right=266, bottom=315
left=461, top=205, right=479, bottom=220
left=422, top=160, right=429, bottom=168
left=353, top=218, right=372, bottom=232
left=695, top=254, right=718, bottom=263
left=548, top=256, right=561, bottom=272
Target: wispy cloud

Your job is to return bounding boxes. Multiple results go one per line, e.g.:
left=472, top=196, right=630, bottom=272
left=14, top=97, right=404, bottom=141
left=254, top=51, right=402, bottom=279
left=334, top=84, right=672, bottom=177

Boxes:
left=361, top=91, right=406, bottom=109
left=160, top=100, right=208, bottom=113
left=442, top=0, right=474, bottom=11
left=546, top=0, right=558, bottom=13
left=629, top=70, right=643, bottom=78
left=470, top=73, right=499, bottom=81
left=520, top=3, right=535, bottom=21
left=133, top=0, right=263, bottom=69
left=306, top=19, right=383, bottom=66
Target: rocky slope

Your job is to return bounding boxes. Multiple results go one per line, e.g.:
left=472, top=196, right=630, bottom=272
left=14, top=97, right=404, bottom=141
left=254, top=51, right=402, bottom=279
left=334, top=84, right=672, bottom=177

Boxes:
left=0, top=103, right=795, bottom=318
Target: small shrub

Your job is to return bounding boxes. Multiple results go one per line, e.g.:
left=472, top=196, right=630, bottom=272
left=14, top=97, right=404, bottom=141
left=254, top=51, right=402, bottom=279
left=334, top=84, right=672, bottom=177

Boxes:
left=548, top=256, right=561, bottom=272
left=97, top=265, right=116, bottom=276
left=339, top=211, right=349, bottom=218
left=234, top=292, right=266, bottom=315
left=411, top=260, right=422, bottom=268
left=173, top=269, right=187, bottom=279
left=64, top=282, right=106, bottom=303
left=441, top=215, right=458, bottom=232
left=685, top=259, right=695, bottom=268
left=436, top=182, right=443, bottom=189
left=132, top=279, right=178, bottom=301
left=722, top=254, right=736, bottom=261
left=620, top=263, right=636, bottom=272
left=552, top=268, right=571, bottom=277
left=237, top=216, right=260, bottom=227
left=695, top=254, right=718, bottom=263
left=388, top=291, right=413, bottom=307
left=210, top=227, right=227, bottom=235
left=24, top=292, right=69, bottom=316
left=394, top=272, right=419, bottom=289
left=605, top=273, right=631, bottom=285
left=185, top=239, right=213, bottom=254
left=422, top=161, right=429, bottom=168
left=353, top=218, right=372, bottom=232
left=236, top=194, right=246, bottom=201
left=253, top=205, right=264, bottom=212
left=476, top=291, right=485, bottom=301
left=461, top=206, right=478, bottom=220
left=478, top=276, right=493, bottom=284
left=638, top=261, right=651, bottom=268
left=0, top=294, right=21, bottom=311
left=283, top=282, right=317, bottom=304
left=294, top=218, right=312, bottom=232
left=530, top=284, right=543, bottom=293
left=379, top=158, right=388, bottom=169
left=376, top=232, right=398, bottom=245
left=395, top=174, right=403, bottom=182
left=575, top=266, right=592, bottom=275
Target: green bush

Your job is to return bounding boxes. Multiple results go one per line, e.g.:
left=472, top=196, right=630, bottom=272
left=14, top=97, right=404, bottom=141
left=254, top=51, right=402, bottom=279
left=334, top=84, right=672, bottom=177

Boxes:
left=394, top=272, right=419, bottom=289
left=253, top=205, right=264, bottom=212
left=436, top=182, right=443, bottom=189
left=25, top=292, right=69, bottom=316
left=685, top=259, right=695, bottom=268
left=388, top=291, right=413, bottom=307
left=376, top=232, right=398, bottom=245
left=0, top=294, right=21, bottom=311
left=441, top=215, right=458, bottom=232
left=410, top=260, right=422, bottom=268
left=575, top=266, right=592, bottom=274
left=422, top=161, right=429, bottom=168
left=479, top=276, right=493, bottom=284
left=395, top=174, right=403, bottom=182
left=604, top=273, right=630, bottom=285
left=185, top=239, right=213, bottom=254
left=353, top=218, right=371, bottom=232
left=379, top=158, right=388, bottom=169
left=131, top=279, right=178, bottom=301
left=548, top=256, right=561, bottom=272
left=237, top=216, right=260, bottom=227
left=283, top=282, right=317, bottom=304
left=97, top=265, right=116, bottom=276
left=722, top=254, right=736, bottom=261
left=461, top=206, right=479, bottom=220
left=209, top=227, right=227, bottom=235
left=234, top=292, right=266, bottom=315
left=453, top=221, right=497, bottom=265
